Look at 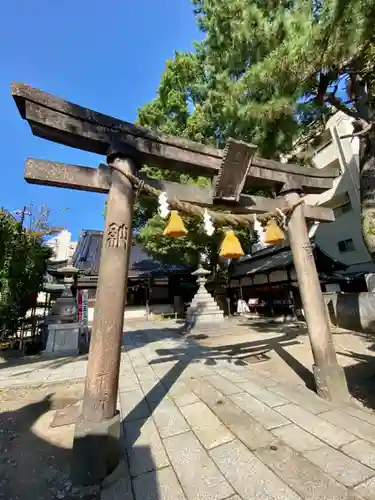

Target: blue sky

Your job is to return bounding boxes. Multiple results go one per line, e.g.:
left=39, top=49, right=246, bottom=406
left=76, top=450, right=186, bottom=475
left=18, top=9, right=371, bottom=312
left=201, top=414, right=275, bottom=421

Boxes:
left=0, top=0, right=200, bottom=240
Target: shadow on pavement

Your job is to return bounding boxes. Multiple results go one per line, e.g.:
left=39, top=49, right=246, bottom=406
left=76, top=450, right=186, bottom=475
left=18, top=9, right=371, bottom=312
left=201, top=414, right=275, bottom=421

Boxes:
left=0, top=350, right=89, bottom=372
left=133, top=322, right=375, bottom=411
left=0, top=391, right=101, bottom=500
left=3, top=318, right=375, bottom=500
left=0, top=385, right=161, bottom=499
left=336, top=349, right=375, bottom=409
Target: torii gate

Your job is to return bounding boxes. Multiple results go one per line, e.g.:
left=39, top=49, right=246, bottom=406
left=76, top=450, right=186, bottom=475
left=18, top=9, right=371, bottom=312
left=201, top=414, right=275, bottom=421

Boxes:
left=11, top=83, right=349, bottom=484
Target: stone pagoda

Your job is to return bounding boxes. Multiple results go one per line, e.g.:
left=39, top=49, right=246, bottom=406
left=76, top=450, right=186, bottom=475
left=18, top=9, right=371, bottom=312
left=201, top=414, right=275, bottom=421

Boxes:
left=184, top=267, right=224, bottom=331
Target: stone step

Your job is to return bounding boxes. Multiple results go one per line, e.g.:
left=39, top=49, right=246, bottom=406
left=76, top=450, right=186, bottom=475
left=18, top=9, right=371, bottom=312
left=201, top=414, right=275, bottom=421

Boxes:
left=188, top=305, right=222, bottom=312
left=190, top=306, right=221, bottom=312
left=190, top=300, right=220, bottom=307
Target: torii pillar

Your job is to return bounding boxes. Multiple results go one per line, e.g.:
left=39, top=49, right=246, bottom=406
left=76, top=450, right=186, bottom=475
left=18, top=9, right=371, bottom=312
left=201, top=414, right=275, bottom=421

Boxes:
left=71, top=148, right=136, bottom=485
left=281, top=181, right=350, bottom=403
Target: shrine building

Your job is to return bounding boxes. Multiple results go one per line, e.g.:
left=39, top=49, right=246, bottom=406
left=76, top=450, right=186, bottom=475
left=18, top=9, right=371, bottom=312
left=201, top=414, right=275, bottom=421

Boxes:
left=72, top=229, right=196, bottom=321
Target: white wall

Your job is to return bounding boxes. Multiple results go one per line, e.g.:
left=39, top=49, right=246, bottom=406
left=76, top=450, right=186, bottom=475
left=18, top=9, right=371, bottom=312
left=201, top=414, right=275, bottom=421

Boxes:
left=46, top=230, right=77, bottom=262
left=304, top=112, right=372, bottom=266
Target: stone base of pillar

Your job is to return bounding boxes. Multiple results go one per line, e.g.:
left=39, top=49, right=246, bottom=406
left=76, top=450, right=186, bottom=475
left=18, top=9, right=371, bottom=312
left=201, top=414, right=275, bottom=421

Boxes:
left=312, top=364, right=351, bottom=404
left=71, top=411, right=121, bottom=486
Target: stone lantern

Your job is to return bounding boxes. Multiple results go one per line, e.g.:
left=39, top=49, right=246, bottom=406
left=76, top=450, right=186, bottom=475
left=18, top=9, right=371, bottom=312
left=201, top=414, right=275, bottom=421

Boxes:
left=184, top=266, right=224, bottom=332
left=49, top=262, right=79, bottom=323
left=45, top=261, right=87, bottom=355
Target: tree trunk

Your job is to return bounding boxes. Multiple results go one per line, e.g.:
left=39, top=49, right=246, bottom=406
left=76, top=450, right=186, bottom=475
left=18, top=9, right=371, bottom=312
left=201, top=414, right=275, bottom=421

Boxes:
left=349, top=72, right=375, bottom=260
left=359, top=133, right=375, bottom=259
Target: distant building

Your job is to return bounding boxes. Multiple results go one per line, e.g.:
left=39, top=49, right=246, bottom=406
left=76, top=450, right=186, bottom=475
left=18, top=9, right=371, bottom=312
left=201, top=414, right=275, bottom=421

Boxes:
left=228, top=238, right=347, bottom=318
left=302, top=111, right=374, bottom=278
left=32, top=231, right=78, bottom=320
left=72, top=229, right=195, bottom=321
left=45, top=230, right=77, bottom=263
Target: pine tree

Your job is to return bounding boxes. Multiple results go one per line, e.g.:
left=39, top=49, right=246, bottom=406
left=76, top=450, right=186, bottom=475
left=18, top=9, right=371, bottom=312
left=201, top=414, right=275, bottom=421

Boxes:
left=197, top=0, right=375, bottom=254
left=136, top=0, right=375, bottom=262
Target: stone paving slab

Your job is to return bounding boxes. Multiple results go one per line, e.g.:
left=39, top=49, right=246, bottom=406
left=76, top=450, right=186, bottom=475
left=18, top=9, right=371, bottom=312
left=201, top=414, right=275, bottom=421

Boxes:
left=101, top=460, right=133, bottom=500
left=230, top=392, right=290, bottom=429
left=3, top=322, right=375, bottom=500
left=112, top=326, right=375, bottom=499
left=139, top=379, right=168, bottom=404
left=163, top=431, right=234, bottom=500
left=189, top=378, right=279, bottom=451
left=132, top=467, right=186, bottom=500
left=347, top=405, right=375, bottom=426
left=167, top=382, right=200, bottom=408
left=204, top=374, right=243, bottom=396
left=123, top=417, right=170, bottom=477
left=268, top=383, right=336, bottom=414
left=271, top=423, right=325, bottom=452
left=119, top=389, right=150, bottom=423
left=180, top=401, right=235, bottom=450
left=118, top=374, right=142, bottom=393
left=255, top=442, right=359, bottom=500
left=320, top=409, right=375, bottom=444
left=355, top=476, right=375, bottom=499
left=210, top=439, right=303, bottom=499
left=237, top=380, right=289, bottom=407
left=275, top=403, right=357, bottom=448
left=342, top=440, right=375, bottom=470
left=304, top=445, right=375, bottom=488
left=150, top=399, right=191, bottom=439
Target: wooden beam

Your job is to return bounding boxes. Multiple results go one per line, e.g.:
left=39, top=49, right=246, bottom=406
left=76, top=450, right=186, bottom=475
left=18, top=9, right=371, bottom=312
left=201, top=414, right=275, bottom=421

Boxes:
left=213, top=139, right=256, bottom=202
left=24, top=101, right=220, bottom=175
left=24, top=159, right=214, bottom=205
left=13, top=83, right=340, bottom=193
left=25, top=158, right=335, bottom=222
left=247, top=165, right=334, bottom=191
left=25, top=158, right=112, bottom=193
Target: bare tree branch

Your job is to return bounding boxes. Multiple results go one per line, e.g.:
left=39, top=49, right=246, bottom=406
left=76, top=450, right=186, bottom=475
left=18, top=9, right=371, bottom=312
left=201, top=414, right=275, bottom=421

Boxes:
left=326, top=93, right=367, bottom=122
left=340, top=121, right=375, bottom=139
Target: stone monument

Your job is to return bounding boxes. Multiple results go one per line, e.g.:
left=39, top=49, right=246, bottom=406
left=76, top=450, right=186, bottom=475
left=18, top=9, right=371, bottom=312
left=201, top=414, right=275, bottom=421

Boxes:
left=45, top=262, right=88, bottom=355
left=184, top=267, right=224, bottom=332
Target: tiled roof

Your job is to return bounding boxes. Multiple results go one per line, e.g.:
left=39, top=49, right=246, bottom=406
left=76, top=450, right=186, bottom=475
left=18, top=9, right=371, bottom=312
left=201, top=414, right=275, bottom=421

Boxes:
left=230, top=239, right=347, bottom=278
left=72, top=229, right=189, bottom=278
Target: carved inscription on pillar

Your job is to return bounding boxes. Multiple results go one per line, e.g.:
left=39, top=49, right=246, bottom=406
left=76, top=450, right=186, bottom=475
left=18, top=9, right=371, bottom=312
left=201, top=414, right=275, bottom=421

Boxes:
left=106, top=223, right=128, bottom=249
left=302, top=243, right=314, bottom=261
left=93, top=371, right=110, bottom=412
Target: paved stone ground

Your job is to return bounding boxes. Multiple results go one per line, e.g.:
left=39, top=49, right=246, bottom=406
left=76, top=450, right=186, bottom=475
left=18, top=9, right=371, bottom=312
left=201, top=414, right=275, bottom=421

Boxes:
left=0, top=354, right=89, bottom=388
left=2, top=319, right=375, bottom=499
left=197, top=316, right=375, bottom=409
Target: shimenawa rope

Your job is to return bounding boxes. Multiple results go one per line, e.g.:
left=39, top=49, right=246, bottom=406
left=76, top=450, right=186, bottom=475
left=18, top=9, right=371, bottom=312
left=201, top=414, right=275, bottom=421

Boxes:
left=108, top=162, right=303, bottom=228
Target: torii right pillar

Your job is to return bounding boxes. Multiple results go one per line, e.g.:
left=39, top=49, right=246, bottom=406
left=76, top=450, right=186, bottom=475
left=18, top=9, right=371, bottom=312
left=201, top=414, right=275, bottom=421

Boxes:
left=281, top=181, right=350, bottom=403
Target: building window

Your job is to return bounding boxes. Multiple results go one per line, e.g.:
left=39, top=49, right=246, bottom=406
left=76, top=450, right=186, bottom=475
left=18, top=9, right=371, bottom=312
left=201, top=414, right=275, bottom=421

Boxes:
left=338, top=238, right=355, bottom=253
left=334, top=201, right=352, bottom=217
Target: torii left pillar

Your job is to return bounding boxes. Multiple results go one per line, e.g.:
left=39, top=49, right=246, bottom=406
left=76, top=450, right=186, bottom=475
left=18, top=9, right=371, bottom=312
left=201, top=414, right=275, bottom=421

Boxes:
left=71, top=149, right=136, bottom=485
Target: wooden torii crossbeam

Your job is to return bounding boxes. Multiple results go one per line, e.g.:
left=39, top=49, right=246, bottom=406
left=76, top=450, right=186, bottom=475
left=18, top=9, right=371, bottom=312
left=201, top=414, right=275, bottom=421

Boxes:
left=12, top=82, right=338, bottom=192
left=25, top=158, right=335, bottom=222
left=11, top=83, right=350, bottom=485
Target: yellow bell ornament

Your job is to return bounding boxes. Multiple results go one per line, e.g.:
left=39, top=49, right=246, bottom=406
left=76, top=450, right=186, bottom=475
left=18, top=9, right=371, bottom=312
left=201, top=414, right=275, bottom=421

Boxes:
left=163, top=210, right=188, bottom=238
left=264, top=218, right=285, bottom=245
left=219, top=230, right=244, bottom=259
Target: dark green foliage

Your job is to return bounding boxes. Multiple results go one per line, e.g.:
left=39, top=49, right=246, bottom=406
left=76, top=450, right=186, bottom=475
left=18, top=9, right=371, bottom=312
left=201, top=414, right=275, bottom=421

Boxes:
left=134, top=0, right=375, bottom=262
left=0, top=210, right=53, bottom=336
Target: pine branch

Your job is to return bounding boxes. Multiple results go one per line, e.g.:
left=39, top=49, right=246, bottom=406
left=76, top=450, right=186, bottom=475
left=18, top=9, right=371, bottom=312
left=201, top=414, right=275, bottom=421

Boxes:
left=300, top=43, right=370, bottom=89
